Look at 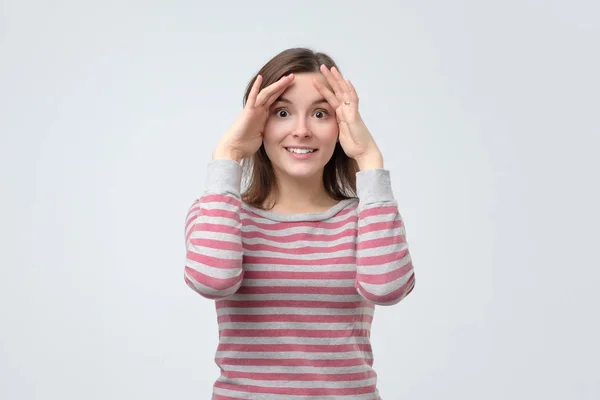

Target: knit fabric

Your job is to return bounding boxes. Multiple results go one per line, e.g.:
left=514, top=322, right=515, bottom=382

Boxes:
left=184, top=159, right=415, bottom=399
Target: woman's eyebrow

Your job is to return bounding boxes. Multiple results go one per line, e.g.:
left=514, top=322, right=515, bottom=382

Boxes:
left=275, top=96, right=329, bottom=105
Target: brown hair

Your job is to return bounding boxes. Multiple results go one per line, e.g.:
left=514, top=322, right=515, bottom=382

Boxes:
left=240, top=47, right=359, bottom=209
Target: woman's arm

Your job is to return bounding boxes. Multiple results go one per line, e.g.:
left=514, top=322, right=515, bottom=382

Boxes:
left=354, top=168, right=415, bottom=305
left=184, top=159, right=245, bottom=299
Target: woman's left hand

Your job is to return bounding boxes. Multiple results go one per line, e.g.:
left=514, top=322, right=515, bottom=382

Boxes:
left=313, top=65, right=383, bottom=170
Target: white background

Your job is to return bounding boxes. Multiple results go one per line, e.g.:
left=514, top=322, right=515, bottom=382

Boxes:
left=1, top=0, right=599, bottom=398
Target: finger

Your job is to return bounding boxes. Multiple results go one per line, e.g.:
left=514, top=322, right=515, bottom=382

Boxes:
left=340, top=121, right=350, bottom=137
left=313, top=78, right=340, bottom=108
left=330, top=67, right=351, bottom=95
left=335, top=104, right=346, bottom=123
left=256, top=74, right=294, bottom=106
left=320, top=64, right=344, bottom=96
left=332, top=70, right=355, bottom=108
left=338, top=120, right=351, bottom=145
left=246, top=75, right=263, bottom=107
left=265, top=75, right=296, bottom=106
left=346, top=79, right=359, bottom=102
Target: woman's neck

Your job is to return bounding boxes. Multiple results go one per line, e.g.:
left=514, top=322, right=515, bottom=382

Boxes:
left=266, top=173, right=339, bottom=214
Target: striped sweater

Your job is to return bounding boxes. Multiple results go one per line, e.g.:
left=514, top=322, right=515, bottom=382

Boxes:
left=184, top=159, right=415, bottom=400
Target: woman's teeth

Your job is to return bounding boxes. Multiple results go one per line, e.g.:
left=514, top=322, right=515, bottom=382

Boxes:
left=286, top=148, right=315, bottom=154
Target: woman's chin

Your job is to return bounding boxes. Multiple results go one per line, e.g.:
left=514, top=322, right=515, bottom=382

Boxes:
left=277, top=164, right=323, bottom=180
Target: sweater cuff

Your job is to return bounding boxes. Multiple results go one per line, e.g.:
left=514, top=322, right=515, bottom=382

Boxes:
left=356, top=168, right=395, bottom=205
left=205, top=159, right=242, bottom=197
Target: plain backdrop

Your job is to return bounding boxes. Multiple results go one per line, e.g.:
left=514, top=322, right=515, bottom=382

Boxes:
left=1, top=0, right=599, bottom=399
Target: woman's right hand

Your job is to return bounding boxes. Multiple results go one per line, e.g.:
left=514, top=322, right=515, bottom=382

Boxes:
left=213, top=73, right=295, bottom=162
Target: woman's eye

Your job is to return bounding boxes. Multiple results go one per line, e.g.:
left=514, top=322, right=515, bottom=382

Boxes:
left=277, top=109, right=288, bottom=117
left=314, top=110, right=327, bottom=119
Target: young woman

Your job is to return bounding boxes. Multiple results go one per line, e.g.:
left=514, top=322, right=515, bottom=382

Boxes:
left=184, top=47, right=415, bottom=399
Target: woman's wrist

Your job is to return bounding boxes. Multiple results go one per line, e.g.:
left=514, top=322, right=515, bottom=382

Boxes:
left=212, top=146, right=242, bottom=163
left=355, top=150, right=384, bottom=171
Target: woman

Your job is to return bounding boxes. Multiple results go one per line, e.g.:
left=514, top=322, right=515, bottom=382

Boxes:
left=184, top=47, right=415, bottom=399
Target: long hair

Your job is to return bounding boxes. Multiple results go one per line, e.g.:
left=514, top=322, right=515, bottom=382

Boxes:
left=240, top=47, right=358, bottom=210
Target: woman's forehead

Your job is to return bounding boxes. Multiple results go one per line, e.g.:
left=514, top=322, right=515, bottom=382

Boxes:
left=279, top=73, right=331, bottom=99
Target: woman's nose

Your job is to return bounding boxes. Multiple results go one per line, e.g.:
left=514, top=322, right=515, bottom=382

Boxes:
left=292, top=117, right=312, bottom=137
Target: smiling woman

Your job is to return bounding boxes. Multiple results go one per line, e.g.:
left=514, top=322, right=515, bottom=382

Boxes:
left=260, top=72, right=341, bottom=212
left=184, top=47, right=416, bottom=399
left=238, top=49, right=360, bottom=213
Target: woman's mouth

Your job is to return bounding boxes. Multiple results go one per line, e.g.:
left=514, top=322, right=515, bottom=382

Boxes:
left=285, top=147, right=317, bottom=159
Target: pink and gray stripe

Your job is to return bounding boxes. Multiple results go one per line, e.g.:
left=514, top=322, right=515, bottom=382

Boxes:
left=184, top=159, right=415, bottom=399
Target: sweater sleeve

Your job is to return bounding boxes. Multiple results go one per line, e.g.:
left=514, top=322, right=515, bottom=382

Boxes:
left=354, top=168, right=415, bottom=305
left=184, top=159, right=245, bottom=300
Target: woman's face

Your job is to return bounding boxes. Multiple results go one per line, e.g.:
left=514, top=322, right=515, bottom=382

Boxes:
left=263, top=72, right=339, bottom=183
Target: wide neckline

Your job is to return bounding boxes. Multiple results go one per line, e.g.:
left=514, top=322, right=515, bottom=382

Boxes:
left=242, top=198, right=357, bottom=222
